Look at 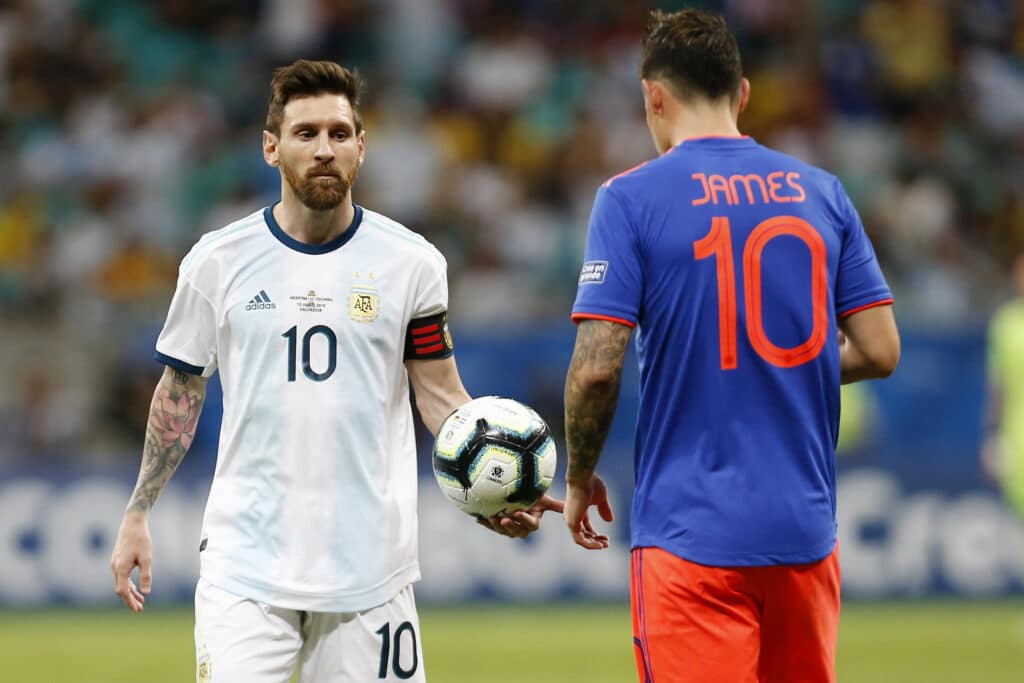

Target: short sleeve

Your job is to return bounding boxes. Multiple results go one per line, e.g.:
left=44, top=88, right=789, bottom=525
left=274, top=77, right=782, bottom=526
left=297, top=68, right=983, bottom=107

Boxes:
left=411, top=249, right=449, bottom=319
left=570, top=186, right=643, bottom=327
left=155, top=271, right=218, bottom=377
left=834, top=180, right=893, bottom=317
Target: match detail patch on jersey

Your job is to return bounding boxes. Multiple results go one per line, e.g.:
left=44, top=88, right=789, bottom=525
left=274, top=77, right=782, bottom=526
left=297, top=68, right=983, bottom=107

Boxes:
left=405, top=311, right=454, bottom=360
left=291, top=289, right=334, bottom=314
left=348, top=287, right=379, bottom=322
left=579, top=260, right=609, bottom=285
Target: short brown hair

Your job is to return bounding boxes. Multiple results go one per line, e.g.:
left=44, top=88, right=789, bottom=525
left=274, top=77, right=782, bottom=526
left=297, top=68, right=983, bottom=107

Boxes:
left=265, top=59, right=363, bottom=135
left=640, top=9, right=742, bottom=102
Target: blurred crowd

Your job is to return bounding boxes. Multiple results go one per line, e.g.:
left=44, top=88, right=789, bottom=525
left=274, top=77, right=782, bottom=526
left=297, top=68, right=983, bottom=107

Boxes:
left=1, top=0, right=1023, bottom=463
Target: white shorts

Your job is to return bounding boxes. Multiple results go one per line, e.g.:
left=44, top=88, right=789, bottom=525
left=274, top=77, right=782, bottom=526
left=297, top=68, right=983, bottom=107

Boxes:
left=194, top=578, right=426, bottom=683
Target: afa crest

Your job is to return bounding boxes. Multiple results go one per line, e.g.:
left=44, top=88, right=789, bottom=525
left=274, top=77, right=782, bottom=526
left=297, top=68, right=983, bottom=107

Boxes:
left=348, top=287, right=379, bottom=322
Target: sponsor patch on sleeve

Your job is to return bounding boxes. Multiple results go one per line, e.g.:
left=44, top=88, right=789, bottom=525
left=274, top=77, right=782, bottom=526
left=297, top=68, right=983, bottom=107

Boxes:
left=578, top=260, right=609, bottom=285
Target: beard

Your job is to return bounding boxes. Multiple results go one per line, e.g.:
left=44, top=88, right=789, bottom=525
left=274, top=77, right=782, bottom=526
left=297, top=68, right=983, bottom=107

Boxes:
left=281, top=159, right=360, bottom=211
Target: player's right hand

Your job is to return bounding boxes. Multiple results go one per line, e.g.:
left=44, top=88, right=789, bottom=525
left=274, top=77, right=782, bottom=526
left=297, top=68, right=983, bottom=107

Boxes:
left=476, top=494, right=565, bottom=539
left=110, top=512, right=153, bottom=613
left=565, top=474, right=613, bottom=550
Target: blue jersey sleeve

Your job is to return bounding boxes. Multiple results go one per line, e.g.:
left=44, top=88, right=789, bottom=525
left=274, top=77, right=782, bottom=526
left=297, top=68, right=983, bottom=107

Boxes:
left=833, top=179, right=893, bottom=316
left=571, top=185, right=643, bottom=327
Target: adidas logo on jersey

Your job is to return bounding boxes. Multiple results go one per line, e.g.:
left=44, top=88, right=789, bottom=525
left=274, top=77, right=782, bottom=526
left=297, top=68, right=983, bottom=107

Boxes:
left=245, top=290, right=277, bottom=310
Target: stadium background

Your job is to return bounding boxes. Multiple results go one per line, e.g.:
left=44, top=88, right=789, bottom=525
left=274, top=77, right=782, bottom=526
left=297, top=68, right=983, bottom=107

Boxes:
left=1, top=0, right=1023, bottom=680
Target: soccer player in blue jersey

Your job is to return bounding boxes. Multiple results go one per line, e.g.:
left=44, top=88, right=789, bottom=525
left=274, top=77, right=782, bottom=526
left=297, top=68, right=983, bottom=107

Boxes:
left=563, top=10, right=900, bottom=683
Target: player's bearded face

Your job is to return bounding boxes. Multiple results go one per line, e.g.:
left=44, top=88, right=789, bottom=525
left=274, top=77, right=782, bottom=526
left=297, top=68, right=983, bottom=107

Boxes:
left=282, top=156, right=360, bottom=212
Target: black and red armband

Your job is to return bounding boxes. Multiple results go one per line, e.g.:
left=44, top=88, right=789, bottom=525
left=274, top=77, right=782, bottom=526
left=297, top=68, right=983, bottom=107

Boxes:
left=404, top=310, right=455, bottom=360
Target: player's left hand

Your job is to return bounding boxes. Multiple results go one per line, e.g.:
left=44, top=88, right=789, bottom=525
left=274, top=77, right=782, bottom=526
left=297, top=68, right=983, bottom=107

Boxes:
left=475, top=494, right=565, bottom=539
left=564, top=474, right=613, bottom=550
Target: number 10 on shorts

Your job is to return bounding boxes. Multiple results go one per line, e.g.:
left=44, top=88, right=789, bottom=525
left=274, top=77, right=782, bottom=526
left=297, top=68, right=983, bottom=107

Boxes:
left=376, top=621, right=419, bottom=679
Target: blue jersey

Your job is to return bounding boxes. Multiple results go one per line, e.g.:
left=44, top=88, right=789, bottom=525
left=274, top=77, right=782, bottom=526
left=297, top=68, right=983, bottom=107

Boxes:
left=572, top=136, right=892, bottom=566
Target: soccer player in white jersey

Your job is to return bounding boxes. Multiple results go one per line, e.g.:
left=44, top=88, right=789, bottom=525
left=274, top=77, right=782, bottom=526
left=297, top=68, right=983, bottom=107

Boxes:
left=109, top=60, right=561, bottom=683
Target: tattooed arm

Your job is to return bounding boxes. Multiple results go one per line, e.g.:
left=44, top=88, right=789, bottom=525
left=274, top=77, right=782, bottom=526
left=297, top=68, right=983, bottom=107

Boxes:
left=562, top=319, right=632, bottom=549
left=127, top=366, right=208, bottom=512
left=111, top=365, right=208, bottom=612
left=565, top=320, right=632, bottom=481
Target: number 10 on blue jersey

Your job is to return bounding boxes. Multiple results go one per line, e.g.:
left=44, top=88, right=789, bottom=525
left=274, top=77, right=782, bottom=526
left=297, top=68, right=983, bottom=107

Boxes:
left=694, top=215, right=828, bottom=370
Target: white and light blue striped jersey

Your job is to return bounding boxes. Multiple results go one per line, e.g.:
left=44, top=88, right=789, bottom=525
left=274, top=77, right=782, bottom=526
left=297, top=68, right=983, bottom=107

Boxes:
left=156, top=204, right=448, bottom=612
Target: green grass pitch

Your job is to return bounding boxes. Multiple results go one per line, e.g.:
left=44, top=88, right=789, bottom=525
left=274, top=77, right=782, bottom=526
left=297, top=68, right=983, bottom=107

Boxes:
left=0, top=602, right=1021, bottom=682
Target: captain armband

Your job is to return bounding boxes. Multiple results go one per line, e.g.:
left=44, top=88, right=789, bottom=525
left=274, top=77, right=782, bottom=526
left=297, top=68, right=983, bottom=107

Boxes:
left=404, top=310, right=455, bottom=360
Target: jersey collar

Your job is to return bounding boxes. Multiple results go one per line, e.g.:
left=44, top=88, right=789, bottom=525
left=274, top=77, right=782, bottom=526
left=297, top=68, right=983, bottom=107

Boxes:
left=671, top=135, right=755, bottom=152
left=264, top=202, right=363, bottom=255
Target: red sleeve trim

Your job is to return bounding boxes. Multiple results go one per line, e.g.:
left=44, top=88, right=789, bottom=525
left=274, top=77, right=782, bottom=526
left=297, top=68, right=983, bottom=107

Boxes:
left=839, top=298, right=894, bottom=318
left=570, top=312, right=637, bottom=328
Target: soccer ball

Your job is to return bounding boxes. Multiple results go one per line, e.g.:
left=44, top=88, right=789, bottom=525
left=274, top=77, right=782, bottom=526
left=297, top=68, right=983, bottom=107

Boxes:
left=432, top=396, right=557, bottom=518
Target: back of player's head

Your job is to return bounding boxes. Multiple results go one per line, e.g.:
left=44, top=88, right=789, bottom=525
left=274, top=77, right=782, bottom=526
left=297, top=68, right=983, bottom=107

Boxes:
left=265, top=60, right=363, bottom=135
left=640, top=9, right=742, bottom=103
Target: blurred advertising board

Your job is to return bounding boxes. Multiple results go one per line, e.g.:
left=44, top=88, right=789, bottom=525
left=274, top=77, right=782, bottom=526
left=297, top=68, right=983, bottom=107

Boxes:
left=1, top=467, right=1020, bottom=606
left=2, top=325, right=1021, bottom=605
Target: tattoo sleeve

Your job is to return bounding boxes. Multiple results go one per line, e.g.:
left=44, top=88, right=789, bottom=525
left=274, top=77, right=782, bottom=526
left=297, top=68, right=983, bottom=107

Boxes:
left=126, top=366, right=208, bottom=514
left=564, top=320, right=632, bottom=483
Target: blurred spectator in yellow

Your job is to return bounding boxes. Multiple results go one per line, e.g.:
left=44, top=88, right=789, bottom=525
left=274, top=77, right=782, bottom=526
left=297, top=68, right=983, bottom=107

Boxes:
left=0, top=192, right=47, bottom=306
left=862, top=0, right=953, bottom=102
left=983, top=253, right=1024, bottom=518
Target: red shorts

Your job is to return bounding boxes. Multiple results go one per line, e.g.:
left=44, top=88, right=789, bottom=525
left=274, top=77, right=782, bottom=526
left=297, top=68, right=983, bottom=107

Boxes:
left=630, top=545, right=841, bottom=683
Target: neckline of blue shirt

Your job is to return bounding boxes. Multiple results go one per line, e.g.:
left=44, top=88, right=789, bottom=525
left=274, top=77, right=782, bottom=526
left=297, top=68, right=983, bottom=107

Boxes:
left=673, top=135, right=757, bottom=151
left=264, top=202, right=363, bottom=255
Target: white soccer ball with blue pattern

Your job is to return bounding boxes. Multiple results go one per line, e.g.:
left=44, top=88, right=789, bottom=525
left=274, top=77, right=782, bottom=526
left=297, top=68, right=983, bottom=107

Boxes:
left=432, top=396, right=557, bottom=518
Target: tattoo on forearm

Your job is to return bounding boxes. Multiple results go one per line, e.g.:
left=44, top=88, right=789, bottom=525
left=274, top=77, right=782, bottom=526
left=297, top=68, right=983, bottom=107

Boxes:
left=564, top=321, right=631, bottom=481
left=127, top=369, right=207, bottom=513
